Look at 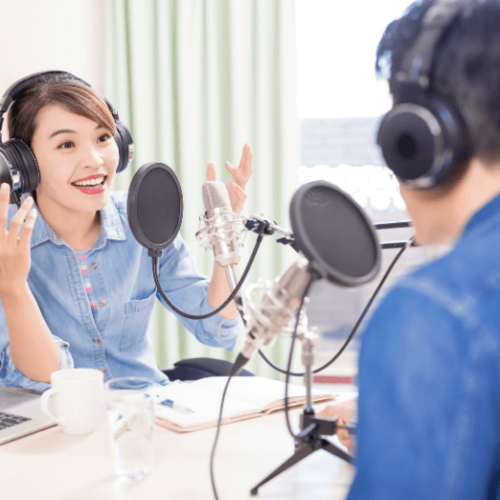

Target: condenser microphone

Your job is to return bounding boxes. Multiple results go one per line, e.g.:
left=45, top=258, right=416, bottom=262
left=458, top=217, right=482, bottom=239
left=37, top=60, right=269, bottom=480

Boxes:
left=197, top=181, right=245, bottom=292
left=230, top=181, right=381, bottom=375
left=231, top=254, right=311, bottom=375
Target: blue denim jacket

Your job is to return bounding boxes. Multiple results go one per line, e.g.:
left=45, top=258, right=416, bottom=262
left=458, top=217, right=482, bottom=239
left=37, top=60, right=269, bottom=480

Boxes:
left=348, top=193, right=500, bottom=500
left=0, top=192, right=239, bottom=391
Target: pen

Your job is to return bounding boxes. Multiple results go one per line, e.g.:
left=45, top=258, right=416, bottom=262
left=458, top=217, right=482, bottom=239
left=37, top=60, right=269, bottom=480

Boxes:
left=160, top=399, right=195, bottom=415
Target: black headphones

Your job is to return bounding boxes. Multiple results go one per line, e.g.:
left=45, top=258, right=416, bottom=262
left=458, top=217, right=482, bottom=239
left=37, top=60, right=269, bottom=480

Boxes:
left=0, top=70, right=133, bottom=205
left=377, top=0, right=473, bottom=189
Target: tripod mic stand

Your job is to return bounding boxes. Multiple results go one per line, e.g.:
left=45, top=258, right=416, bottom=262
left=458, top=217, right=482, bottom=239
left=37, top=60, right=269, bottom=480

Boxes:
left=250, top=325, right=355, bottom=496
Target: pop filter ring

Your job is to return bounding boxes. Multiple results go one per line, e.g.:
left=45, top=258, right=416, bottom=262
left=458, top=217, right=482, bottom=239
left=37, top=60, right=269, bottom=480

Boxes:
left=127, top=162, right=183, bottom=257
left=289, top=180, right=381, bottom=286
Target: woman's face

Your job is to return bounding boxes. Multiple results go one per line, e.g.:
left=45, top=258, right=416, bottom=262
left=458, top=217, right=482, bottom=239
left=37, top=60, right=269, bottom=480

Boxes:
left=30, top=104, right=119, bottom=215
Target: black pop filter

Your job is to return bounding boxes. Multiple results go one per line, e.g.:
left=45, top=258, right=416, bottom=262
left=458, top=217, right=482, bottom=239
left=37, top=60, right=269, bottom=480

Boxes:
left=127, top=162, right=183, bottom=257
left=290, top=181, right=381, bottom=286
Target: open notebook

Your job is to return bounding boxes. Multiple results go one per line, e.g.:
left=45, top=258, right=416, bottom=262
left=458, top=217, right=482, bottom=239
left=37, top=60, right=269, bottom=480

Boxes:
left=154, top=376, right=335, bottom=433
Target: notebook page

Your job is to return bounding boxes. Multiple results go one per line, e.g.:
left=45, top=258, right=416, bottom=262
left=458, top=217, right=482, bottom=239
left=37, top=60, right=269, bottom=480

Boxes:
left=192, top=376, right=325, bottom=410
left=154, top=381, right=254, bottom=428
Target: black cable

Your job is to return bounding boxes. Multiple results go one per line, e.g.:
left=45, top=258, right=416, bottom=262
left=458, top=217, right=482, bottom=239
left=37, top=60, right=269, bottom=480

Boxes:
left=210, top=374, right=233, bottom=500
left=209, top=240, right=409, bottom=497
left=152, top=228, right=265, bottom=321
left=311, top=242, right=409, bottom=374
left=260, top=241, right=410, bottom=378
left=282, top=243, right=408, bottom=439
left=257, top=348, right=300, bottom=376
left=284, top=277, right=314, bottom=439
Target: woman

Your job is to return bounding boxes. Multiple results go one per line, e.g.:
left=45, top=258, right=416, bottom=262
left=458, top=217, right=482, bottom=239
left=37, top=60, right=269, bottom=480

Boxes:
left=0, top=72, right=252, bottom=390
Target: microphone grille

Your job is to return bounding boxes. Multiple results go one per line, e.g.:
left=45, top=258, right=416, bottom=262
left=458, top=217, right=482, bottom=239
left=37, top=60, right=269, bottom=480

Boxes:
left=202, top=181, right=231, bottom=212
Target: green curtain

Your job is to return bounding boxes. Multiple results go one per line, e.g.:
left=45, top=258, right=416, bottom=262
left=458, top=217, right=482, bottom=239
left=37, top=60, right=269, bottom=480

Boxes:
left=105, top=0, right=299, bottom=380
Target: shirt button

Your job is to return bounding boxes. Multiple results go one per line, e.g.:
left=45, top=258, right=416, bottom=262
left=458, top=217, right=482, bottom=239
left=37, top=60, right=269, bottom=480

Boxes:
left=91, top=263, right=98, bottom=270
left=100, top=300, right=106, bottom=307
left=100, top=367, right=106, bottom=374
left=94, top=338, right=100, bottom=345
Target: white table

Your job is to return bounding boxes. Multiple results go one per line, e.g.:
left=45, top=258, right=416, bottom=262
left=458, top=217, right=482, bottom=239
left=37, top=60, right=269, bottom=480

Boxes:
left=0, top=400, right=355, bottom=500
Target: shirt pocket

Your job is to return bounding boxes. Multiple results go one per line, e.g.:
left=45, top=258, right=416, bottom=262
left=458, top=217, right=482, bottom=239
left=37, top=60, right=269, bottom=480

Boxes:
left=119, top=289, right=157, bottom=351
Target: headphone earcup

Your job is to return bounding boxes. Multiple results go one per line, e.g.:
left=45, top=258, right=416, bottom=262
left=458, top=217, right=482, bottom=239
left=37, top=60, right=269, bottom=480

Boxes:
left=0, top=138, right=40, bottom=195
left=377, top=98, right=470, bottom=189
left=114, top=121, right=134, bottom=173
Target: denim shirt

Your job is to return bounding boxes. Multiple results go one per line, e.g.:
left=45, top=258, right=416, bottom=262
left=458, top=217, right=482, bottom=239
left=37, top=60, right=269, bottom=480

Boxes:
left=348, top=193, right=500, bottom=500
left=0, top=191, right=239, bottom=391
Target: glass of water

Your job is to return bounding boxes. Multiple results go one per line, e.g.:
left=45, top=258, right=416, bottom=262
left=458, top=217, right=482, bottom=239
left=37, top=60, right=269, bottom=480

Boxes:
left=105, top=377, right=155, bottom=481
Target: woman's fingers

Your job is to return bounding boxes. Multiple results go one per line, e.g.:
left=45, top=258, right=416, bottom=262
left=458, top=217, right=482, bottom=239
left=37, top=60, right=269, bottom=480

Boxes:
left=19, top=209, right=37, bottom=249
left=238, top=144, right=252, bottom=178
left=0, top=183, right=10, bottom=234
left=8, top=196, right=34, bottom=243
left=227, top=182, right=247, bottom=213
left=224, top=144, right=253, bottom=187
left=224, top=161, right=246, bottom=185
left=229, top=182, right=247, bottom=200
left=206, top=162, right=217, bottom=182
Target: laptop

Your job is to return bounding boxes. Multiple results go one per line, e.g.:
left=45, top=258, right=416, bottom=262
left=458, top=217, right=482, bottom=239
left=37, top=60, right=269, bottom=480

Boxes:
left=0, top=386, right=55, bottom=445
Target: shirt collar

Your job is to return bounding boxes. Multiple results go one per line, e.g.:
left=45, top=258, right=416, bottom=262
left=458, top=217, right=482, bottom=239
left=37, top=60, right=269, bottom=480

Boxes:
left=461, top=192, right=500, bottom=240
left=30, top=197, right=126, bottom=249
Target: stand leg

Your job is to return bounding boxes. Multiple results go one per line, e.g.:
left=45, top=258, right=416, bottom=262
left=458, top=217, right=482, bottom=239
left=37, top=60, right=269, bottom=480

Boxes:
left=250, top=442, right=314, bottom=496
left=321, top=438, right=354, bottom=464
left=250, top=327, right=356, bottom=495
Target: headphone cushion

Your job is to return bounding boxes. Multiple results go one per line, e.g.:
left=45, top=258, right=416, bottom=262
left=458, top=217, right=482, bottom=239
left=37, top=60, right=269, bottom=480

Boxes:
left=378, top=107, right=437, bottom=182
left=2, top=139, right=40, bottom=194
left=114, top=121, right=134, bottom=173
left=377, top=98, right=470, bottom=188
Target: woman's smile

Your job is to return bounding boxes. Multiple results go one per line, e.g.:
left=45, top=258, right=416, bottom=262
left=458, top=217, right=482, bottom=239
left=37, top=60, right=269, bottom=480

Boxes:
left=71, top=174, right=108, bottom=194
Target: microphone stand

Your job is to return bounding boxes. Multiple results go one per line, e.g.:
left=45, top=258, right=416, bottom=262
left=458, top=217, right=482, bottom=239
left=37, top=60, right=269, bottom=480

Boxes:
left=250, top=322, right=354, bottom=496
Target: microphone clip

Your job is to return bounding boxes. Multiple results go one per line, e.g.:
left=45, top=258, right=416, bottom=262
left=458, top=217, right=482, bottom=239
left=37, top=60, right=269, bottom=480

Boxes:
left=244, top=216, right=276, bottom=235
left=195, top=209, right=246, bottom=251
left=245, top=215, right=301, bottom=251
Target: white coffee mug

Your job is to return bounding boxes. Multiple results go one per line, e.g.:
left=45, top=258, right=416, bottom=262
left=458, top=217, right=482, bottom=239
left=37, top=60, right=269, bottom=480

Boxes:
left=41, top=368, right=104, bottom=435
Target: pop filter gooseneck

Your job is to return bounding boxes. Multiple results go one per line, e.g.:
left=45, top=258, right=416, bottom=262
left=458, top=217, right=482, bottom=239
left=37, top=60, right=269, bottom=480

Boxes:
left=262, top=182, right=412, bottom=378
left=230, top=180, right=382, bottom=377
left=127, top=162, right=263, bottom=321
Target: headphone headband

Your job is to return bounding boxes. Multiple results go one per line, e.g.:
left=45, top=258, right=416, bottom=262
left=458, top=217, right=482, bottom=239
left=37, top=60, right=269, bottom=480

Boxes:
left=396, top=0, right=468, bottom=93
left=0, top=71, right=90, bottom=119
left=377, top=0, right=473, bottom=189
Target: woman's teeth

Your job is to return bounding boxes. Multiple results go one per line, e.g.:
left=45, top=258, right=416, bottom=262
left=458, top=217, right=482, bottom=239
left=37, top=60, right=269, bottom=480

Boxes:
left=73, top=176, right=105, bottom=187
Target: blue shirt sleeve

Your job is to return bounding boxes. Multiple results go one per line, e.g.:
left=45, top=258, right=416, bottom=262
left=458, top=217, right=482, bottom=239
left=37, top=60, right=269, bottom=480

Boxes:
left=347, top=283, right=480, bottom=500
left=155, top=233, right=239, bottom=352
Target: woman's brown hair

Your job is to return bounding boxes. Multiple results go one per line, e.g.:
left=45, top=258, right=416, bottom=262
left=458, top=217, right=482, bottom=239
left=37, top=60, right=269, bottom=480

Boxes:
left=7, top=73, right=116, bottom=147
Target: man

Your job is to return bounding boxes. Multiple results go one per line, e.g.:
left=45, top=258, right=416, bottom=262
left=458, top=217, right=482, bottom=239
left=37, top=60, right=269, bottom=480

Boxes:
left=325, top=1, right=500, bottom=498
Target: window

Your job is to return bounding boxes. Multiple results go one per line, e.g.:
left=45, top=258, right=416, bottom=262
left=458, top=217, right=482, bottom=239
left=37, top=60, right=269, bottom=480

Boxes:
left=295, top=0, right=430, bottom=382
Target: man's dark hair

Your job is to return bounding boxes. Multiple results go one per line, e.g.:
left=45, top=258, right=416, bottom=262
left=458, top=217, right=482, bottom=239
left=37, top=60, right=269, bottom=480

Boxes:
left=376, top=0, right=500, bottom=163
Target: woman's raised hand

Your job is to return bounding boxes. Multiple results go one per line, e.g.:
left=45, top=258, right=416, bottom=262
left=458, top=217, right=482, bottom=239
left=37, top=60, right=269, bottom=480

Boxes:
left=206, top=144, right=253, bottom=214
left=0, top=183, right=38, bottom=301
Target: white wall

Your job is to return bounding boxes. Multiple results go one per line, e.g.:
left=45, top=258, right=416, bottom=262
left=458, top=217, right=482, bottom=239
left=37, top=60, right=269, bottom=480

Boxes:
left=0, top=0, right=105, bottom=100
left=295, top=0, right=409, bottom=118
